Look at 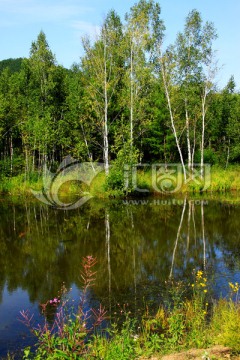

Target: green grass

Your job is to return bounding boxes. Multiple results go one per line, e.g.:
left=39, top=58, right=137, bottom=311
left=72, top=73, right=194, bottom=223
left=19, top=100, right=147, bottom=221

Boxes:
left=0, top=173, right=43, bottom=195
left=1, top=165, right=240, bottom=199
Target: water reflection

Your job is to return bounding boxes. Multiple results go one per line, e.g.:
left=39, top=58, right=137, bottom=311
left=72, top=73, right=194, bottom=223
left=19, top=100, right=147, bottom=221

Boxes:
left=0, top=196, right=240, bottom=356
left=169, top=197, right=187, bottom=278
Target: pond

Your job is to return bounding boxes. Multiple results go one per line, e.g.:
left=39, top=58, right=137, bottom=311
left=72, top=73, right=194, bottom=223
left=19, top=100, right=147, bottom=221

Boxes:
left=0, top=195, right=240, bottom=358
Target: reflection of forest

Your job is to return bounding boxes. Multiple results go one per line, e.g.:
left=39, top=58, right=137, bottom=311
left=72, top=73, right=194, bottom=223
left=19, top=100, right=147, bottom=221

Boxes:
left=0, top=197, right=240, bottom=307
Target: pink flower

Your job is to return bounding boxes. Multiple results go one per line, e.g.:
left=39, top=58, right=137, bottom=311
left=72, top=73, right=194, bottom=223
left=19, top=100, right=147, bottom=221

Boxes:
left=49, top=298, right=60, bottom=305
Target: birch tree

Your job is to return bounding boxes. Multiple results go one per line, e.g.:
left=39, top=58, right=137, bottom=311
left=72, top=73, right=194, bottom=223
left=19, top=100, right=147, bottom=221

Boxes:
left=158, top=10, right=217, bottom=180
left=124, top=0, right=164, bottom=154
left=81, top=11, right=123, bottom=174
left=159, top=50, right=187, bottom=180
left=176, top=10, right=217, bottom=176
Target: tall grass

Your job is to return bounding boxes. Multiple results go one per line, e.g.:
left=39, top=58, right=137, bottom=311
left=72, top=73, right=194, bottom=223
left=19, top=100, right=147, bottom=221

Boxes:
left=0, top=173, right=43, bottom=195
left=1, top=165, right=240, bottom=198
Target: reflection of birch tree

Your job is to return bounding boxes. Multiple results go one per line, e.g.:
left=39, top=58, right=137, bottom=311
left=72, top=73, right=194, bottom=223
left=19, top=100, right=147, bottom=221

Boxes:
left=105, top=210, right=111, bottom=313
left=169, top=198, right=187, bottom=278
left=187, top=200, right=191, bottom=250
left=169, top=199, right=208, bottom=278
left=201, top=201, right=206, bottom=270
left=187, top=200, right=197, bottom=249
left=192, top=202, right=197, bottom=246
left=130, top=209, right=137, bottom=314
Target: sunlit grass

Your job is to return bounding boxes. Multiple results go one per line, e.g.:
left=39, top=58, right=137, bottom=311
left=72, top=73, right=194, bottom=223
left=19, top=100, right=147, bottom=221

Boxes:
left=1, top=165, right=240, bottom=200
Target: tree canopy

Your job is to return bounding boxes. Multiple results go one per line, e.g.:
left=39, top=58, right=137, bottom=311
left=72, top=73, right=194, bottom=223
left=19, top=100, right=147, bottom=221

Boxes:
left=0, top=2, right=239, bottom=182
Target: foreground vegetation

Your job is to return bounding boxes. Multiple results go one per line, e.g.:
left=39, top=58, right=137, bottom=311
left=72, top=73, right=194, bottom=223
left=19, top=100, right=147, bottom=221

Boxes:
left=16, top=257, right=240, bottom=360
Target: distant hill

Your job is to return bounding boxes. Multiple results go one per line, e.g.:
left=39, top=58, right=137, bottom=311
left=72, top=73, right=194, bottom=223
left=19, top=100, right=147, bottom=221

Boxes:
left=0, top=58, right=24, bottom=73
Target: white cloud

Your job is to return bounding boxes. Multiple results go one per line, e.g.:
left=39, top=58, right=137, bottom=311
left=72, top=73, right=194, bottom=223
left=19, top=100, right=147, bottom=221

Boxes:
left=71, top=20, right=100, bottom=39
left=0, top=0, right=94, bottom=25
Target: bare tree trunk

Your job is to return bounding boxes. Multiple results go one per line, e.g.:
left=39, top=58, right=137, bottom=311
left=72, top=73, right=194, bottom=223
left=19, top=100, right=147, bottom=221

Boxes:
left=130, top=46, right=134, bottom=149
left=191, top=122, right=196, bottom=173
left=25, top=146, right=29, bottom=180
left=185, top=103, right=192, bottom=172
left=103, top=36, right=109, bottom=175
left=32, top=137, right=36, bottom=172
left=225, top=138, right=230, bottom=169
left=161, top=59, right=186, bottom=182
left=200, top=89, right=207, bottom=178
left=10, top=133, right=13, bottom=176
left=38, top=143, right=41, bottom=170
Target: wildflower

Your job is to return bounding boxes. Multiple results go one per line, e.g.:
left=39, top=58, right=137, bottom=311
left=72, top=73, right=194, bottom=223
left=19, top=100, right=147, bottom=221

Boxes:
left=229, top=282, right=240, bottom=293
left=49, top=298, right=60, bottom=305
left=204, top=290, right=207, bottom=293
left=133, top=334, right=139, bottom=341
left=229, top=282, right=235, bottom=290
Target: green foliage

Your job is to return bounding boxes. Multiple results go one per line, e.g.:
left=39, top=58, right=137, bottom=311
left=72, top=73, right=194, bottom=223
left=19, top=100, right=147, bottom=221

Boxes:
left=0, top=58, right=23, bottom=74
left=90, top=320, right=138, bottom=360
left=105, top=167, right=124, bottom=192
left=0, top=155, right=25, bottom=177
left=194, top=149, right=217, bottom=165
left=0, top=1, right=239, bottom=194
left=105, top=143, right=139, bottom=193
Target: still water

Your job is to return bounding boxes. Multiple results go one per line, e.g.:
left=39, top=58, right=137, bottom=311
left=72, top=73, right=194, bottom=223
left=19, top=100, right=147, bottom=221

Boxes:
left=0, top=196, right=240, bottom=357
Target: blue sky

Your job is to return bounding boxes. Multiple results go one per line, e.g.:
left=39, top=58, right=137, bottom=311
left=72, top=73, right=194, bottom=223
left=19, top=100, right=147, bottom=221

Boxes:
left=0, top=0, right=239, bottom=89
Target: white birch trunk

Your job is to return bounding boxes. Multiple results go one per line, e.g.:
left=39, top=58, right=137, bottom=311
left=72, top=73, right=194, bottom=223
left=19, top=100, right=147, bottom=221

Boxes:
left=10, top=133, right=13, bottom=176
left=103, top=38, right=109, bottom=175
left=200, top=89, right=207, bottom=178
left=191, top=123, right=196, bottom=173
left=130, top=45, right=134, bottom=149
left=161, top=59, right=187, bottom=182
left=225, top=138, right=230, bottom=169
left=185, top=104, right=192, bottom=172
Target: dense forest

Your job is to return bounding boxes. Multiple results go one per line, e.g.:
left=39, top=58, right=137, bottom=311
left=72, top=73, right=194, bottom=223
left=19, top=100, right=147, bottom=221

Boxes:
left=0, top=0, right=239, bottom=185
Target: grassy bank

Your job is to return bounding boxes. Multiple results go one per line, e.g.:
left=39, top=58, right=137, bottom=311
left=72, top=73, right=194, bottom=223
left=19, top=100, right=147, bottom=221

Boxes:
left=1, top=165, right=240, bottom=199
left=14, top=259, right=240, bottom=360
